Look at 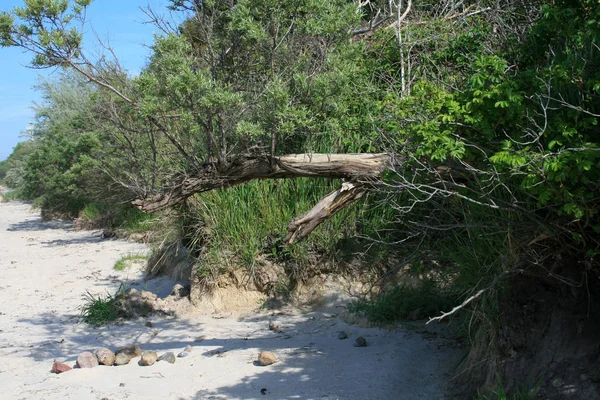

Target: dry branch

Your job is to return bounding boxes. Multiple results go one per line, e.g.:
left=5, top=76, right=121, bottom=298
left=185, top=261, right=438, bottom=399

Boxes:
left=285, top=181, right=367, bottom=244
left=132, top=153, right=393, bottom=213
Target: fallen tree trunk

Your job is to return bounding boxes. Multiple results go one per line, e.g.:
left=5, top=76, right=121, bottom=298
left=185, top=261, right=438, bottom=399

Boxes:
left=132, top=153, right=392, bottom=213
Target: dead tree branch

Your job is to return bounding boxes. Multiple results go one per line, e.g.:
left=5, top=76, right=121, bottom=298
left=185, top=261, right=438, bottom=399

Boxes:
left=132, top=153, right=393, bottom=213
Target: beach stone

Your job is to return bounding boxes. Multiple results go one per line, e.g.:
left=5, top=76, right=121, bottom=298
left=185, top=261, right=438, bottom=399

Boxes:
left=94, top=347, right=116, bottom=366
left=157, top=352, right=176, bottom=364
left=76, top=351, right=98, bottom=368
left=145, top=321, right=153, bottom=328
left=170, top=284, right=190, bottom=297
left=338, top=331, right=348, bottom=340
left=177, top=350, right=190, bottom=358
left=115, top=345, right=142, bottom=358
left=268, top=321, right=281, bottom=333
left=258, top=351, right=277, bottom=366
left=185, top=345, right=193, bottom=352
left=51, top=361, right=72, bottom=374
left=354, top=336, right=368, bottom=347
left=140, top=351, right=158, bottom=366
left=115, top=353, right=131, bottom=366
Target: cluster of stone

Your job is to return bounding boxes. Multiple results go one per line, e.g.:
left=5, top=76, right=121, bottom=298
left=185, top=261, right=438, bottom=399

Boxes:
left=51, top=344, right=192, bottom=373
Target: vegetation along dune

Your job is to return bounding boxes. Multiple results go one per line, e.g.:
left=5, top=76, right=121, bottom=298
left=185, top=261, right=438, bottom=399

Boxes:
left=0, top=0, right=599, bottom=399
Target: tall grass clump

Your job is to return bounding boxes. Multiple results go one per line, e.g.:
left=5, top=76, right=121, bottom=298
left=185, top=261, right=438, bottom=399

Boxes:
left=184, top=178, right=395, bottom=280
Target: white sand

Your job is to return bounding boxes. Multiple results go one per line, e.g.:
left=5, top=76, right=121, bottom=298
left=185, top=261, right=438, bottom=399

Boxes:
left=0, top=201, right=463, bottom=399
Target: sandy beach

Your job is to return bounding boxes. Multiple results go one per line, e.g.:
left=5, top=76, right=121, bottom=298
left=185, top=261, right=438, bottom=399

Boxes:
left=0, top=201, right=463, bottom=400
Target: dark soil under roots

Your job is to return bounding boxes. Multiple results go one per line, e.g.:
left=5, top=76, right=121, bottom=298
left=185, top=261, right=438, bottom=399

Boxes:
left=462, top=266, right=600, bottom=399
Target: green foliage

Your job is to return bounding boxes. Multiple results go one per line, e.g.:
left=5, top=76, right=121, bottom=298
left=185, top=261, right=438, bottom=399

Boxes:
left=185, top=178, right=393, bottom=278
left=348, top=280, right=454, bottom=323
left=79, top=284, right=126, bottom=326
left=2, top=141, right=38, bottom=189
left=80, top=204, right=99, bottom=220
left=0, top=159, right=7, bottom=183
left=1, top=0, right=92, bottom=67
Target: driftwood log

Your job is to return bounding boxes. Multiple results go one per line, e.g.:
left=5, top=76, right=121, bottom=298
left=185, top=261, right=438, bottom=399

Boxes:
left=132, top=153, right=393, bottom=244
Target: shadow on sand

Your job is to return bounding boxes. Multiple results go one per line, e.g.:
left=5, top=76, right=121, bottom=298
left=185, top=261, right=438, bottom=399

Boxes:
left=8, top=218, right=75, bottom=232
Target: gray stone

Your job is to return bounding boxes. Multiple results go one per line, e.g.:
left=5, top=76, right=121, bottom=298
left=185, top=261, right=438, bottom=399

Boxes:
left=76, top=351, right=99, bottom=368
left=94, top=347, right=116, bottom=366
left=177, top=350, right=190, bottom=358
left=258, top=351, right=277, bottom=366
left=115, top=353, right=131, bottom=366
left=140, top=351, right=158, bottom=366
left=338, top=331, right=348, bottom=340
left=354, top=336, right=368, bottom=347
left=157, top=352, right=176, bottom=364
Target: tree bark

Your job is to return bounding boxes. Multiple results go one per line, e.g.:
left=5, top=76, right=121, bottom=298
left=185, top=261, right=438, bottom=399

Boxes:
left=132, top=153, right=392, bottom=213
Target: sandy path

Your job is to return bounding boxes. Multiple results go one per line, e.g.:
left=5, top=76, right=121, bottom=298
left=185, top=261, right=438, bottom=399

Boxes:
left=0, top=202, right=463, bottom=400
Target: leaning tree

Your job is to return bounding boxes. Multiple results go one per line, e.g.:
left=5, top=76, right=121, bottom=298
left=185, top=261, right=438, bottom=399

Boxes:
left=1, top=0, right=407, bottom=243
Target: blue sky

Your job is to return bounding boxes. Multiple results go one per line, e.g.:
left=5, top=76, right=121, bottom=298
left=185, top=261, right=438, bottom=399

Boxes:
left=0, top=0, right=173, bottom=161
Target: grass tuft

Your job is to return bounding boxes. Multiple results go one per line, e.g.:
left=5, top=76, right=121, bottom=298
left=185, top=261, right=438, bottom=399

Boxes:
left=114, top=254, right=147, bottom=271
left=79, top=284, right=127, bottom=326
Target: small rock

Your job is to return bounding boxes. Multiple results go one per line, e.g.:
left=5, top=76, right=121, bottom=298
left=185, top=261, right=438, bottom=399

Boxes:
left=94, top=347, right=116, bottom=366
left=258, top=351, right=277, bottom=366
left=354, top=336, right=368, bottom=347
left=140, top=351, right=158, bottom=366
left=145, top=321, right=153, bottom=328
left=338, top=331, right=348, bottom=340
left=261, top=388, right=268, bottom=395
left=115, top=345, right=142, bottom=358
left=76, top=351, right=99, bottom=368
left=157, top=352, right=176, bottom=364
left=51, top=361, right=72, bottom=374
left=115, top=353, right=132, bottom=366
left=119, top=383, right=125, bottom=387
left=184, top=345, right=193, bottom=353
left=177, top=351, right=190, bottom=358
left=170, top=284, right=190, bottom=298
left=268, top=321, right=281, bottom=333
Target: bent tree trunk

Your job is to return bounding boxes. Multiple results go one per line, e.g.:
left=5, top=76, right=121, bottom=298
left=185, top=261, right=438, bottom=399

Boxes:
left=132, top=153, right=393, bottom=244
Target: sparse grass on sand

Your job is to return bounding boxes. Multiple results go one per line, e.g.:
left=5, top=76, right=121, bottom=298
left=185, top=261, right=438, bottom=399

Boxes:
left=114, top=254, right=147, bottom=271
